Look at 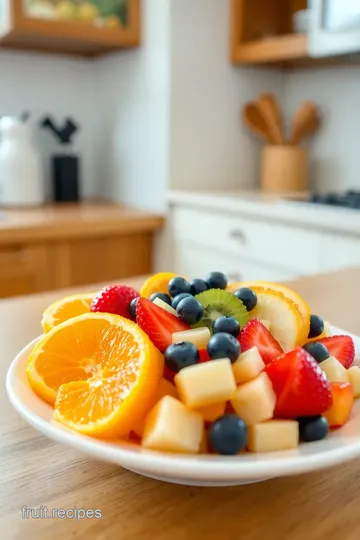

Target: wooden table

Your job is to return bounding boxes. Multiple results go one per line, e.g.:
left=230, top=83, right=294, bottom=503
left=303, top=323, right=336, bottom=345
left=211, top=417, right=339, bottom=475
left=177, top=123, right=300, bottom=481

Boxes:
left=2, top=269, right=360, bottom=540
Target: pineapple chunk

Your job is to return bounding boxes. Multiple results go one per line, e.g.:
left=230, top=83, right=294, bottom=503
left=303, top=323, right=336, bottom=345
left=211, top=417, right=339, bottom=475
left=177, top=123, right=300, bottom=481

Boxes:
left=153, top=297, right=178, bottom=317
left=175, top=358, right=236, bottom=409
left=196, top=401, right=226, bottom=422
left=231, top=372, right=276, bottom=425
left=320, top=356, right=349, bottom=383
left=348, top=366, right=360, bottom=398
left=142, top=396, right=203, bottom=453
left=172, top=327, right=211, bottom=349
left=248, top=420, right=299, bottom=453
left=232, top=346, right=265, bottom=384
left=133, top=379, right=178, bottom=438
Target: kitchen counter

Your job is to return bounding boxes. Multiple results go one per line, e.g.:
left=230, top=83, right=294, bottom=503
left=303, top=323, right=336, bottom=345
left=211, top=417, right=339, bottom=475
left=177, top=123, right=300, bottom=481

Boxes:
left=2, top=267, right=360, bottom=540
left=169, top=190, right=360, bottom=236
left=0, top=202, right=164, bottom=244
left=0, top=202, right=164, bottom=298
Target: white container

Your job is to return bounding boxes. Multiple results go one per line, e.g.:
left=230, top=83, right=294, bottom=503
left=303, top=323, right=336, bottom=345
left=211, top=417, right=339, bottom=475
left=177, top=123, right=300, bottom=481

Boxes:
left=0, top=117, right=44, bottom=206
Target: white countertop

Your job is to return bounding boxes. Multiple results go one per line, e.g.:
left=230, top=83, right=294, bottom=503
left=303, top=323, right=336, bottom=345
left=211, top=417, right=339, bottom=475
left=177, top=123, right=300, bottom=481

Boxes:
left=168, top=190, right=360, bottom=236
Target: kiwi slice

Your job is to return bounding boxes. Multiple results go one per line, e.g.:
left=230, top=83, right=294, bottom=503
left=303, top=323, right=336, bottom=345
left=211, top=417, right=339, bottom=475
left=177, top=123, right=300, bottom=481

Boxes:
left=193, top=289, right=249, bottom=331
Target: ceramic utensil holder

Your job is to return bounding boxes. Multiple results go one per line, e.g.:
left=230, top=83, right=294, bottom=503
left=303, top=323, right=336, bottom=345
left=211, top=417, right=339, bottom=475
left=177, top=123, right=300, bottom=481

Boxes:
left=261, top=145, right=308, bottom=192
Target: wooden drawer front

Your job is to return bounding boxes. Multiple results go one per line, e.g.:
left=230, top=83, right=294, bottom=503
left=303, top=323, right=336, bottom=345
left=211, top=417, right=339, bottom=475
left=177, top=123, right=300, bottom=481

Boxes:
left=48, top=232, right=154, bottom=290
left=174, top=240, right=299, bottom=284
left=0, top=245, right=50, bottom=298
left=172, top=207, right=321, bottom=274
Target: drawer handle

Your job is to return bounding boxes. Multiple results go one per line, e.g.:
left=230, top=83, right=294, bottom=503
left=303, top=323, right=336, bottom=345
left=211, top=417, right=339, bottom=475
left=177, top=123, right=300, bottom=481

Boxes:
left=229, top=230, right=246, bottom=244
left=228, top=272, right=243, bottom=283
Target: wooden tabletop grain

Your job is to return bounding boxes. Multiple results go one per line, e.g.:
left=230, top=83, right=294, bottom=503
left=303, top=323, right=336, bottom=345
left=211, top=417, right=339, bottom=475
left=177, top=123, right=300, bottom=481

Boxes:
left=2, top=269, right=360, bottom=540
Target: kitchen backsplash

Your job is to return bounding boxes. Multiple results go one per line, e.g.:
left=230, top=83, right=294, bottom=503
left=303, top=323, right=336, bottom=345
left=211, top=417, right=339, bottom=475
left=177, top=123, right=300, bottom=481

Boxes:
left=284, top=66, right=360, bottom=194
left=0, top=50, right=96, bottom=200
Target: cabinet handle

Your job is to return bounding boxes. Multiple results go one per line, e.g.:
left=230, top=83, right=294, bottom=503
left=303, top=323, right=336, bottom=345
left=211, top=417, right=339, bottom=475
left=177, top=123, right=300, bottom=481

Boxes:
left=229, top=230, right=246, bottom=244
left=228, top=272, right=243, bottom=283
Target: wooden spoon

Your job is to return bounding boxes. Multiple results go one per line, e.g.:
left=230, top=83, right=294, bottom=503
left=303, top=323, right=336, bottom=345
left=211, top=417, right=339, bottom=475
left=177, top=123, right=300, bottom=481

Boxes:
left=242, top=103, right=275, bottom=144
left=290, top=101, right=320, bottom=145
left=257, top=93, right=285, bottom=145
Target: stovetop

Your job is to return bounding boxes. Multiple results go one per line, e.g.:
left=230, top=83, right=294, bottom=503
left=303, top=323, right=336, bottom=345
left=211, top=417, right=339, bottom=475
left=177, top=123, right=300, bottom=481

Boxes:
left=298, top=190, right=360, bottom=210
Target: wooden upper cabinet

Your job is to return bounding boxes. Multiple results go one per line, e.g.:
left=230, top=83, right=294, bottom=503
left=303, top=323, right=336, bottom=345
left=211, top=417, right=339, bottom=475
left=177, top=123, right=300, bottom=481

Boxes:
left=230, top=0, right=309, bottom=65
left=0, top=0, right=140, bottom=56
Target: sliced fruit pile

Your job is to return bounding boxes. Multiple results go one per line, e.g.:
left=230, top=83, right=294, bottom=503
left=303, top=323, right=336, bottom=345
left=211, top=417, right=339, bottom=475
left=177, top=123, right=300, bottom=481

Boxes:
left=27, top=272, right=358, bottom=455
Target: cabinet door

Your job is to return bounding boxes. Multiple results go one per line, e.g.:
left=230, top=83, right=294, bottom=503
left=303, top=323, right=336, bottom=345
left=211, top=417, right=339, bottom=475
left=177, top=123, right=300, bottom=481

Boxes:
left=48, top=232, right=154, bottom=290
left=320, top=233, right=360, bottom=272
left=0, top=245, right=50, bottom=298
left=173, top=241, right=299, bottom=283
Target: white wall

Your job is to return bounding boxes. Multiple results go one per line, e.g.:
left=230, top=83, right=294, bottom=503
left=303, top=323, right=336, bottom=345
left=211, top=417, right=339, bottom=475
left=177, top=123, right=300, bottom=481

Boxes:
left=93, top=0, right=171, bottom=213
left=170, top=0, right=285, bottom=192
left=0, top=51, right=96, bottom=199
left=284, top=66, right=360, bottom=193
left=93, top=0, right=285, bottom=211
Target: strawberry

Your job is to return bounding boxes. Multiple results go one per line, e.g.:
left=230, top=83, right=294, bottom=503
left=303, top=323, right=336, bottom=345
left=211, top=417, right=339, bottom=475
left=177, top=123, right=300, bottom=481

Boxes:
left=91, top=284, right=139, bottom=319
left=136, top=297, right=190, bottom=352
left=316, top=335, right=355, bottom=369
left=239, top=318, right=283, bottom=365
left=163, top=365, right=175, bottom=383
left=265, top=347, right=332, bottom=418
left=199, top=349, right=211, bottom=363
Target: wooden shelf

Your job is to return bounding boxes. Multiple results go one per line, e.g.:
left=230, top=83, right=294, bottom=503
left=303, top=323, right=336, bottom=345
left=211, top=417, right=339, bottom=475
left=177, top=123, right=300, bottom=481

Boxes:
left=230, top=0, right=310, bottom=66
left=232, top=33, right=308, bottom=64
left=0, top=0, right=141, bottom=57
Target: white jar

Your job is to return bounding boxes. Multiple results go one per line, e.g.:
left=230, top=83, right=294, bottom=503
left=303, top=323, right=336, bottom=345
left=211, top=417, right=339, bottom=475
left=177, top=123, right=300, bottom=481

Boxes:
left=0, top=116, right=44, bottom=206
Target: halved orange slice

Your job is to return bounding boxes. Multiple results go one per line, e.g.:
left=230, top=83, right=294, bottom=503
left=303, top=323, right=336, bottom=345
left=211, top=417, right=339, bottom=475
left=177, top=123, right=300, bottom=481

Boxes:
left=250, top=290, right=304, bottom=351
left=140, top=272, right=178, bottom=299
left=27, top=313, right=163, bottom=437
left=228, top=280, right=310, bottom=343
left=41, top=293, right=95, bottom=333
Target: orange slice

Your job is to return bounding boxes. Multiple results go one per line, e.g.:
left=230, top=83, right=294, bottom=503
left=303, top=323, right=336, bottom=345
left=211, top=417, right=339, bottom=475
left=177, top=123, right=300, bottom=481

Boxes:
left=41, top=293, right=95, bottom=333
left=140, top=272, right=178, bottom=299
left=250, top=290, right=304, bottom=352
left=228, top=280, right=310, bottom=343
left=27, top=313, right=163, bottom=437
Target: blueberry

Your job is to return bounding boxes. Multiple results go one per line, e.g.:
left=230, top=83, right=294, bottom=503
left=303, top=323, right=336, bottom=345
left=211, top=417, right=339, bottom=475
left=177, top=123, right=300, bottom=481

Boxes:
left=207, top=332, right=240, bottom=363
left=234, top=288, right=258, bottom=312
left=303, top=342, right=329, bottom=364
left=164, top=342, right=199, bottom=373
left=205, top=272, right=228, bottom=290
left=129, top=297, right=139, bottom=320
left=212, top=316, right=240, bottom=338
left=150, top=292, right=172, bottom=305
left=308, top=315, right=325, bottom=339
left=298, top=416, right=329, bottom=442
left=190, top=278, right=208, bottom=295
left=176, top=297, right=203, bottom=325
left=172, top=293, right=192, bottom=309
left=209, top=414, right=247, bottom=455
left=168, top=277, right=191, bottom=298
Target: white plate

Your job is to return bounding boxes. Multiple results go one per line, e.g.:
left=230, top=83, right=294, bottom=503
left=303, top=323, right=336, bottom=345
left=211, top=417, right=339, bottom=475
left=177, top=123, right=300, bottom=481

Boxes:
left=6, top=327, right=360, bottom=487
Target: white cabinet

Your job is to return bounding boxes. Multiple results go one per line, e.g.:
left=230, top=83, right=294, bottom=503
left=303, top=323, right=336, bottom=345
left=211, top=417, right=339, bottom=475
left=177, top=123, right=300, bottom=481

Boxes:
left=164, top=199, right=360, bottom=282
left=320, top=233, right=360, bottom=272
left=173, top=240, right=299, bottom=283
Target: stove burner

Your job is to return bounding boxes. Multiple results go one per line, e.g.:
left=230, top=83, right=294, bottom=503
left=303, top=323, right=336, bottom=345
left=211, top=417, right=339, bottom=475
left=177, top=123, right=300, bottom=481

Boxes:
left=308, top=190, right=360, bottom=210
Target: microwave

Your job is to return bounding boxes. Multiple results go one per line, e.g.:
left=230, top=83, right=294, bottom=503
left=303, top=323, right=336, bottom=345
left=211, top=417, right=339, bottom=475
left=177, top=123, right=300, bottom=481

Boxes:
left=310, top=0, right=360, bottom=57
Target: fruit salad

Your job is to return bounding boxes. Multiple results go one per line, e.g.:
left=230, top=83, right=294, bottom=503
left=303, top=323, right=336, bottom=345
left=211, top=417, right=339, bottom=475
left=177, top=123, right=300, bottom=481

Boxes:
left=27, top=272, right=358, bottom=456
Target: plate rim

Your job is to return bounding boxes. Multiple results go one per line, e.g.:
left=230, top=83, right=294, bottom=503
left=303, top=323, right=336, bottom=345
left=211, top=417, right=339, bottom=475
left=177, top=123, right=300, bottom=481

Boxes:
left=6, top=327, right=360, bottom=482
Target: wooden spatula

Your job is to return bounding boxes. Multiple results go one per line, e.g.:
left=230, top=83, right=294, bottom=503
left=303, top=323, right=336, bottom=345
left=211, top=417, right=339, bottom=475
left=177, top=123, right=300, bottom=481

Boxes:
left=290, top=101, right=320, bottom=145
left=257, top=93, right=285, bottom=145
left=242, top=103, right=276, bottom=144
